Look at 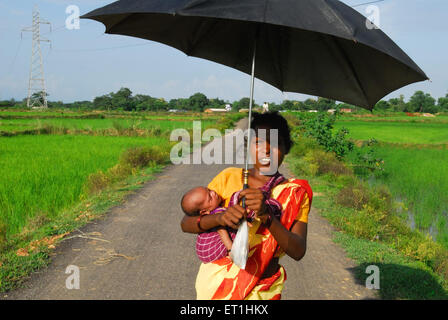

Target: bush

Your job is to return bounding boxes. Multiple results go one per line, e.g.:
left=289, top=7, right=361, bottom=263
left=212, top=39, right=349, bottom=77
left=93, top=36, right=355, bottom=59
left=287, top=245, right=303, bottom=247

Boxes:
left=120, top=145, right=170, bottom=169
left=288, top=135, right=319, bottom=159
left=85, top=171, right=110, bottom=195
left=301, top=111, right=354, bottom=159
left=305, top=149, right=352, bottom=176
left=336, top=182, right=370, bottom=211
left=107, top=163, right=134, bottom=183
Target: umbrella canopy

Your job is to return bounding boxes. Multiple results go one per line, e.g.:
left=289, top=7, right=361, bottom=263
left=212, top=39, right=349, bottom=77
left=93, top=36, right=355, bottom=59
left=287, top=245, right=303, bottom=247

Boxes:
left=82, top=0, right=428, bottom=109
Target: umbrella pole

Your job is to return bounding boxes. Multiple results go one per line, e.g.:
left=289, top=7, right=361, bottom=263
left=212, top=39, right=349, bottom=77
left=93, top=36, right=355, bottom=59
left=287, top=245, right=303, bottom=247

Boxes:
left=242, top=42, right=257, bottom=203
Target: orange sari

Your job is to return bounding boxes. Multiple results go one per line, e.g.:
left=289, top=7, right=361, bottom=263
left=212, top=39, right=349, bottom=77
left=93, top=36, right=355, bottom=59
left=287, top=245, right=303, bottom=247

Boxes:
left=195, top=167, right=312, bottom=300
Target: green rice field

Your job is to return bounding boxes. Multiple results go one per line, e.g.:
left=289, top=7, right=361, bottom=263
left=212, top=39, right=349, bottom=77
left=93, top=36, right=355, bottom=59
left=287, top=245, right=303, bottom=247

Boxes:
left=373, top=146, right=448, bottom=245
left=0, top=134, right=167, bottom=236
left=0, top=117, right=216, bottom=133
left=334, top=121, right=448, bottom=144
left=0, top=110, right=233, bottom=240
left=335, top=116, right=448, bottom=248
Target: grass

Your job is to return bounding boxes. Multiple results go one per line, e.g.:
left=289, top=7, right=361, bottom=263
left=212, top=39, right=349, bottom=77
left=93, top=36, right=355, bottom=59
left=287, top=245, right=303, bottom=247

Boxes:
left=338, top=113, right=448, bottom=124
left=0, top=118, right=216, bottom=134
left=0, top=135, right=170, bottom=237
left=0, top=110, right=243, bottom=292
left=372, top=146, right=448, bottom=247
left=286, top=113, right=448, bottom=299
left=0, top=164, right=164, bottom=292
left=286, top=153, right=448, bottom=299
left=336, top=117, right=448, bottom=249
left=333, top=120, right=448, bottom=144
left=333, top=232, right=448, bottom=299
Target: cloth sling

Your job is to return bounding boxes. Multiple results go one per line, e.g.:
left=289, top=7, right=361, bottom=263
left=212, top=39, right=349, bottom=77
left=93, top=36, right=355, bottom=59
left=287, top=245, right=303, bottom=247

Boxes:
left=195, top=172, right=286, bottom=263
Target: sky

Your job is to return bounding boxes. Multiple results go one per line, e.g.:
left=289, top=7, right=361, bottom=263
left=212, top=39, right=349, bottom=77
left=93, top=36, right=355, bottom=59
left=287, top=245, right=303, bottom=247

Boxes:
left=0, top=0, right=447, bottom=104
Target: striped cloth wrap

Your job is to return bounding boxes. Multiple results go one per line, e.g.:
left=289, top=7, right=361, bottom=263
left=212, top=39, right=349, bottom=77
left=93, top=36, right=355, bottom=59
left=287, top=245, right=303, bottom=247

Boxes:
left=195, top=172, right=286, bottom=263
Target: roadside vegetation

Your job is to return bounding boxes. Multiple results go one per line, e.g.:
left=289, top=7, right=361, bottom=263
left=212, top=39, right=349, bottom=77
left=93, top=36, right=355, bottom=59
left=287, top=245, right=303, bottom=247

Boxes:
left=0, top=110, right=243, bottom=292
left=284, top=111, right=448, bottom=299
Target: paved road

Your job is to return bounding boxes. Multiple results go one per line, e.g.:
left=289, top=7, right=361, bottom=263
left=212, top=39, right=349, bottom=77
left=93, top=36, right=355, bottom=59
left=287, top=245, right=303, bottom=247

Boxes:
left=4, top=122, right=376, bottom=300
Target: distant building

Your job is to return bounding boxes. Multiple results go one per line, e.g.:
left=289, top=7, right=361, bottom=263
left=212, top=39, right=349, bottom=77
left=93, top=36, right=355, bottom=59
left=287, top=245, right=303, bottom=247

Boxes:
left=239, top=108, right=263, bottom=113
left=308, top=110, right=318, bottom=113
left=225, top=104, right=232, bottom=111
left=327, top=109, right=336, bottom=114
left=204, top=108, right=228, bottom=113
left=340, top=108, right=352, bottom=113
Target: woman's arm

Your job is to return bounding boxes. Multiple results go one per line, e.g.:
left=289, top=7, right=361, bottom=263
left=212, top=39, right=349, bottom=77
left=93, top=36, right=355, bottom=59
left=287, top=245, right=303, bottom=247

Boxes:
left=180, top=205, right=246, bottom=234
left=266, top=217, right=307, bottom=261
left=239, top=188, right=308, bottom=261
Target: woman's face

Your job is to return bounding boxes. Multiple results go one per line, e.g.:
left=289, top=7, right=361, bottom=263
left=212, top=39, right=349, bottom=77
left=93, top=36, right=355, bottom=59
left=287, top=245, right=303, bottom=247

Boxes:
left=250, top=125, right=286, bottom=175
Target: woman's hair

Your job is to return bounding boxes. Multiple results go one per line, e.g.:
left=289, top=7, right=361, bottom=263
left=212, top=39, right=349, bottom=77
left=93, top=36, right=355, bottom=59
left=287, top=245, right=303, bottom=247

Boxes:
left=250, top=111, right=293, bottom=154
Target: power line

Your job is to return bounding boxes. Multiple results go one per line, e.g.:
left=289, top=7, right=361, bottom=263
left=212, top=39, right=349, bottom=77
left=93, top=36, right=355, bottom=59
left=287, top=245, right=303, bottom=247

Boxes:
left=6, top=38, right=23, bottom=76
left=351, top=0, right=386, bottom=8
left=41, top=20, right=96, bottom=36
left=53, top=42, right=151, bottom=53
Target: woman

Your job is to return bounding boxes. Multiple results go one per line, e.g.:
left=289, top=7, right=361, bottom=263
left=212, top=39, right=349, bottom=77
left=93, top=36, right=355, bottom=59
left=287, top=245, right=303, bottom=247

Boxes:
left=180, top=112, right=313, bottom=300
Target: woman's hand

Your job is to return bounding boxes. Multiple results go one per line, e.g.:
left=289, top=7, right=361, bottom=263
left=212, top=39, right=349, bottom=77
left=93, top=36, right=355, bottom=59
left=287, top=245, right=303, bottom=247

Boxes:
left=217, top=205, right=246, bottom=230
left=238, top=188, right=269, bottom=222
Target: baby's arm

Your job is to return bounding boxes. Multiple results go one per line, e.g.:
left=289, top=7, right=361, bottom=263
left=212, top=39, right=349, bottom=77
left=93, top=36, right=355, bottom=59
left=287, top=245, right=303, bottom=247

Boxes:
left=216, top=228, right=233, bottom=251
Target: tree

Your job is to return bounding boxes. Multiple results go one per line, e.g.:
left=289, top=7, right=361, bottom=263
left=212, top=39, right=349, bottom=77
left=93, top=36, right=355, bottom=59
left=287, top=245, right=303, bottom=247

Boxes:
left=30, top=91, right=49, bottom=107
left=152, top=98, right=168, bottom=111
left=238, top=97, right=251, bottom=109
left=374, top=100, right=391, bottom=111
left=93, top=93, right=114, bottom=110
left=303, top=98, right=317, bottom=111
left=209, top=98, right=225, bottom=108
left=112, top=87, right=134, bottom=111
left=408, top=91, right=437, bottom=113
left=292, top=100, right=306, bottom=111
left=281, top=100, right=294, bottom=110
left=388, top=94, right=406, bottom=112
left=188, top=92, right=209, bottom=112
left=232, top=97, right=251, bottom=112
left=268, top=102, right=281, bottom=112
left=316, top=97, right=336, bottom=111
left=437, top=93, right=448, bottom=112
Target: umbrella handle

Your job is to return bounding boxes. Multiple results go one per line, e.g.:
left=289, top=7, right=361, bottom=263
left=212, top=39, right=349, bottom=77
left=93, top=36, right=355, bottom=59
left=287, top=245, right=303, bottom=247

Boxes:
left=241, top=169, right=249, bottom=209
left=241, top=170, right=249, bottom=222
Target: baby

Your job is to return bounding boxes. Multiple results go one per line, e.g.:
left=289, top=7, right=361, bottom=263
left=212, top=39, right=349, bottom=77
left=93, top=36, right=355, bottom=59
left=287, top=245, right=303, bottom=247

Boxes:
left=181, top=187, right=235, bottom=263
left=181, top=184, right=285, bottom=264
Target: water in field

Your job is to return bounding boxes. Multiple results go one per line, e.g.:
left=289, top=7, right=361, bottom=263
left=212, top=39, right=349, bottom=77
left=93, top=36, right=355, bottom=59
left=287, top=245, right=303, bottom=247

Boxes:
left=337, top=117, right=448, bottom=248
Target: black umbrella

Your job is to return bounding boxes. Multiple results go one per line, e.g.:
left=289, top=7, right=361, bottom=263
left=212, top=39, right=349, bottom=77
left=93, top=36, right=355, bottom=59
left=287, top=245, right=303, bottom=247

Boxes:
left=82, top=0, right=428, bottom=187
left=82, top=0, right=428, bottom=109
left=82, top=0, right=428, bottom=268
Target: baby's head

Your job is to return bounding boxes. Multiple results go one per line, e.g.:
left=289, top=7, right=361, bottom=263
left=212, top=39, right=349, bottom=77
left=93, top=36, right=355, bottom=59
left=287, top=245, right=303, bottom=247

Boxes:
left=181, top=186, right=222, bottom=216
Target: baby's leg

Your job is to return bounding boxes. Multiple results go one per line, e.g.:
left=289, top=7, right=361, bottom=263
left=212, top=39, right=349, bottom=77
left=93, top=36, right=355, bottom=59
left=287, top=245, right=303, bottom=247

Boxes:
left=217, top=228, right=233, bottom=251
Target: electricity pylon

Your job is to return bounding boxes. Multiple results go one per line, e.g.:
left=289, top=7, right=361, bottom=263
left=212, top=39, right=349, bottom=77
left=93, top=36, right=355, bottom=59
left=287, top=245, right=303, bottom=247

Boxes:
left=22, top=5, right=51, bottom=108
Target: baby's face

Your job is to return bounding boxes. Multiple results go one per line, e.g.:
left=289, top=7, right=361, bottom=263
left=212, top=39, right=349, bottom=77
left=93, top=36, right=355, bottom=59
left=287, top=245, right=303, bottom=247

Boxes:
left=195, top=187, right=222, bottom=214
